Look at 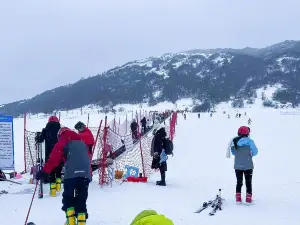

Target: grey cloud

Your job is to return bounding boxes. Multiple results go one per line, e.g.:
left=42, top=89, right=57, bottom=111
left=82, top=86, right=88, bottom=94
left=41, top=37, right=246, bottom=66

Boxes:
left=0, top=0, right=299, bottom=104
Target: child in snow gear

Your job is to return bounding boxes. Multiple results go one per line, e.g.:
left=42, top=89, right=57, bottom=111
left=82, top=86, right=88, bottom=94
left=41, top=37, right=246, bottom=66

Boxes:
left=35, top=116, right=62, bottom=194
left=36, top=127, right=91, bottom=224
left=248, top=118, right=252, bottom=125
left=228, top=126, right=258, bottom=204
left=74, top=121, right=95, bottom=157
left=130, top=210, right=174, bottom=225
left=151, top=127, right=168, bottom=186
left=130, top=119, right=139, bottom=141
left=141, top=117, right=147, bottom=134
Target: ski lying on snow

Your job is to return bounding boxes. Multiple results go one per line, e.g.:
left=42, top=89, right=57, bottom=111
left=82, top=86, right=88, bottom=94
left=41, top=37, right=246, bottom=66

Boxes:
left=195, top=189, right=224, bottom=215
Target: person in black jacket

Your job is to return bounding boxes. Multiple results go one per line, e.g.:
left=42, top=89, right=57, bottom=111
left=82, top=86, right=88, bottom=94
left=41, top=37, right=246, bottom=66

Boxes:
left=35, top=115, right=62, bottom=196
left=140, top=117, right=147, bottom=134
left=130, top=119, right=138, bottom=140
left=151, top=127, right=168, bottom=186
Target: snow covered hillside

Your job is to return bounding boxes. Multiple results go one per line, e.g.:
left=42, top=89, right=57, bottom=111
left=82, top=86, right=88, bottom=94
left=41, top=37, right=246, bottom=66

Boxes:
left=1, top=109, right=300, bottom=224
left=2, top=40, right=300, bottom=117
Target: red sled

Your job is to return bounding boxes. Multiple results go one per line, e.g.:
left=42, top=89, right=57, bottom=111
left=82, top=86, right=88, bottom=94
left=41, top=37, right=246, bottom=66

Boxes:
left=126, top=176, right=148, bottom=183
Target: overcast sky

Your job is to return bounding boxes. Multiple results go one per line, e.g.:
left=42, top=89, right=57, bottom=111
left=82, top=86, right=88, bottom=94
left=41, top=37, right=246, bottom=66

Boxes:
left=0, top=0, right=299, bottom=104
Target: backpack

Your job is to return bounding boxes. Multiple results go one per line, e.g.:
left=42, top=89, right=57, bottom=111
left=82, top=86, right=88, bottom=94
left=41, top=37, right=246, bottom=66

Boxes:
left=164, top=138, right=174, bottom=155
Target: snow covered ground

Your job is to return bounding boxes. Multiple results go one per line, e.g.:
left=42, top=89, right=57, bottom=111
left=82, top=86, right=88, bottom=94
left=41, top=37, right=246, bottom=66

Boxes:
left=1, top=108, right=300, bottom=224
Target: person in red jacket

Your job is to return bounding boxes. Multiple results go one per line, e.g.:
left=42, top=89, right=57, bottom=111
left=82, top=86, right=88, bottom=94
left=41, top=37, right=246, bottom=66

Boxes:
left=74, top=121, right=95, bottom=158
left=36, top=127, right=91, bottom=225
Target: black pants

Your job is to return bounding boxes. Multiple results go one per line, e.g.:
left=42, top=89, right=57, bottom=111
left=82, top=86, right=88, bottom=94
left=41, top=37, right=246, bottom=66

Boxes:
left=62, top=177, right=89, bottom=215
left=235, top=169, right=253, bottom=194
left=49, top=164, right=63, bottom=183
left=159, top=162, right=167, bottom=182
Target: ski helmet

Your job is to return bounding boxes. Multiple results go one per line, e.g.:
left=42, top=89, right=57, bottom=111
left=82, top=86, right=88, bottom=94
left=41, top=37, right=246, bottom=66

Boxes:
left=238, top=126, right=250, bottom=136
left=57, top=127, right=70, bottom=139
left=74, top=121, right=85, bottom=131
left=48, top=116, right=59, bottom=123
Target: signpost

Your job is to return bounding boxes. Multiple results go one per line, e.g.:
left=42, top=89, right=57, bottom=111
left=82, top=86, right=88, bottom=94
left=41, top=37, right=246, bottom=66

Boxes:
left=0, top=115, right=14, bottom=170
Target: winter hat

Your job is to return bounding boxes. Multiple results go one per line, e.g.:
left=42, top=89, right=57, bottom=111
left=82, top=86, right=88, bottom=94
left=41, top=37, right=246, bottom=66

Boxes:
left=48, top=116, right=59, bottom=123
left=237, top=126, right=250, bottom=136
left=57, top=127, right=70, bottom=139
left=74, top=121, right=85, bottom=131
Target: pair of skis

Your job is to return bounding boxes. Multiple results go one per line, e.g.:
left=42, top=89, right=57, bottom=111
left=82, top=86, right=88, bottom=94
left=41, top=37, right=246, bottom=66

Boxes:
left=194, top=189, right=224, bottom=216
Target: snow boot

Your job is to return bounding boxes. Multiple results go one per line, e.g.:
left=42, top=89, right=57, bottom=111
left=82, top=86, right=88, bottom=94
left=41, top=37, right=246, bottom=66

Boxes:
left=236, top=193, right=242, bottom=204
left=246, top=193, right=252, bottom=204
left=65, top=207, right=76, bottom=225
left=156, top=181, right=166, bottom=186
left=56, top=178, right=62, bottom=192
left=50, top=183, right=56, bottom=197
left=77, top=213, right=86, bottom=225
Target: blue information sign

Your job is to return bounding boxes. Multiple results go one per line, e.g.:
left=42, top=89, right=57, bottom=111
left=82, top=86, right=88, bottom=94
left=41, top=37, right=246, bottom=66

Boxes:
left=0, top=115, right=15, bottom=170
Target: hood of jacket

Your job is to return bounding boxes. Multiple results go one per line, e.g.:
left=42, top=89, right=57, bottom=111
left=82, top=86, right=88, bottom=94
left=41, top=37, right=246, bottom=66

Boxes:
left=130, top=210, right=157, bottom=225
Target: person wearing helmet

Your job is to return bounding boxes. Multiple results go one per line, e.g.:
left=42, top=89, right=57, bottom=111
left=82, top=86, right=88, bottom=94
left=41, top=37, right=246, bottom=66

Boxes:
left=229, top=126, right=258, bottom=205
left=130, top=210, right=174, bottom=225
left=36, top=127, right=91, bottom=225
left=35, top=115, right=62, bottom=195
left=74, top=121, right=95, bottom=158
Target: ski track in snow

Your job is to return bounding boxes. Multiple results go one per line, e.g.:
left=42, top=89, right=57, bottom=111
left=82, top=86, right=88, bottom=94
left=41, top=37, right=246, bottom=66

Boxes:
left=1, top=110, right=300, bottom=224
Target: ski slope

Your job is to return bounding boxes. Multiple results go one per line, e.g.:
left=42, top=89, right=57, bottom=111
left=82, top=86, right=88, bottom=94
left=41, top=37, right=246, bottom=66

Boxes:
left=1, top=109, right=300, bottom=224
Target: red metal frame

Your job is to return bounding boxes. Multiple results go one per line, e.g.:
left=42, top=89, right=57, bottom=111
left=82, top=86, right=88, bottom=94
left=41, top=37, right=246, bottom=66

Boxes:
left=99, top=116, right=108, bottom=186
left=92, top=119, right=103, bottom=158
left=136, top=114, right=146, bottom=177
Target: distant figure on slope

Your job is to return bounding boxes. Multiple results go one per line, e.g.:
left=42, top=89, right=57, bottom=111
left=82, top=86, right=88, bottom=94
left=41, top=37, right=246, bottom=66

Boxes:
left=183, top=114, right=186, bottom=120
left=130, top=210, right=174, bottom=225
left=198, top=113, right=200, bottom=118
left=210, top=112, right=213, bottom=117
left=248, top=118, right=252, bottom=125
left=36, top=127, right=91, bottom=225
left=130, top=119, right=139, bottom=141
left=151, top=127, right=168, bottom=186
left=236, top=113, right=239, bottom=118
left=226, top=126, right=258, bottom=205
left=228, top=114, right=230, bottom=119
left=141, top=117, right=147, bottom=134
left=146, top=119, right=151, bottom=130
left=238, top=113, right=241, bottom=118
left=74, top=121, right=95, bottom=158
left=35, top=115, right=62, bottom=195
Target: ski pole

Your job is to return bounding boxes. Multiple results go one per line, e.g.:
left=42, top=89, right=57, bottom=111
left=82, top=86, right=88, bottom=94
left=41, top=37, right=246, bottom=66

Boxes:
left=24, top=181, right=38, bottom=225
left=0, top=177, right=22, bottom=185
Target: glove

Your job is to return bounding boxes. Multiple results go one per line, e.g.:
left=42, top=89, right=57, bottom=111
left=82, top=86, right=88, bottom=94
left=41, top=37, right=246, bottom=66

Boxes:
left=35, top=170, right=49, bottom=181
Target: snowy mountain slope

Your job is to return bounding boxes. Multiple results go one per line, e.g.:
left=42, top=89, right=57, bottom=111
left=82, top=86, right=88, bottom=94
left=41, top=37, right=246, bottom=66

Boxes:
left=2, top=40, right=300, bottom=116
left=1, top=107, right=300, bottom=224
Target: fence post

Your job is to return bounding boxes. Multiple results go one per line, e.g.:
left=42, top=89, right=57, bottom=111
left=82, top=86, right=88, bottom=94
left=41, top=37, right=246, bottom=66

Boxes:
left=23, top=113, right=27, bottom=172
left=99, top=116, right=108, bottom=186
left=92, top=119, right=103, bottom=158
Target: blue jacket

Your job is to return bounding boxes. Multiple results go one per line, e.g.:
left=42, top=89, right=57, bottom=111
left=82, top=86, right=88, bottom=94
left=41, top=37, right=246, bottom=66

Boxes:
left=231, top=137, right=258, bottom=156
left=231, top=137, right=258, bottom=170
